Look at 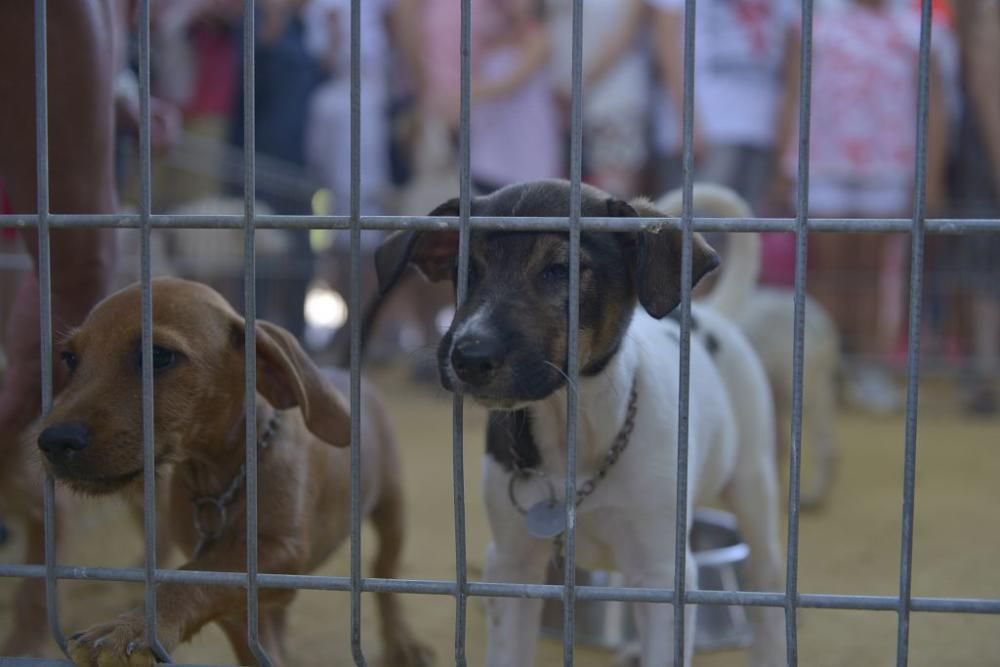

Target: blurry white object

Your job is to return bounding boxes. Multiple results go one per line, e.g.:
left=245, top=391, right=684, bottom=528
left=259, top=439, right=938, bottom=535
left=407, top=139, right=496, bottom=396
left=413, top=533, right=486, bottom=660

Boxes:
left=659, top=186, right=842, bottom=508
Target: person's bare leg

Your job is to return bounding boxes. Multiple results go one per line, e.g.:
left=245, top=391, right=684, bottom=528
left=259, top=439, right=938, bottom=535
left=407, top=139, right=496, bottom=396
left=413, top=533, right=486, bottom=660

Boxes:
left=967, top=293, right=1000, bottom=413
left=0, top=0, right=118, bottom=450
left=0, top=0, right=117, bottom=656
left=591, top=166, right=639, bottom=201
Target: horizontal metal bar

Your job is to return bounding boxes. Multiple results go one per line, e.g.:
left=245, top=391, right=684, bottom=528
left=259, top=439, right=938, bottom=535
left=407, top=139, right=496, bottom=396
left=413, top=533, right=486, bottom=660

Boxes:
left=1, top=565, right=997, bottom=614
left=0, top=661, right=236, bottom=667
left=1, top=213, right=999, bottom=233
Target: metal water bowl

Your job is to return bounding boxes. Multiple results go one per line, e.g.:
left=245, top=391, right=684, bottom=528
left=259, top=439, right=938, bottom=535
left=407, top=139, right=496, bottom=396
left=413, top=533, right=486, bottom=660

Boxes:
left=540, top=508, right=754, bottom=652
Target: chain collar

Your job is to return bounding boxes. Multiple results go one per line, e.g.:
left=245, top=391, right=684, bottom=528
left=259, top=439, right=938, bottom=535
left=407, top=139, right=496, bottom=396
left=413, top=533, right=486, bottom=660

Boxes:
left=191, top=411, right=281, bottom=558
left=508, top=374, right=639, bottom=514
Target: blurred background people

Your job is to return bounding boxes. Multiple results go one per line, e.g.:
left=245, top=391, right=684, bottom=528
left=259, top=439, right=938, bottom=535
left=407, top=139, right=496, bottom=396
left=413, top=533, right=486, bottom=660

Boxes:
left=304, top=0, right=418, bottom=221
left=951, top=0, right=1000, bottom=414
left=650, top=0, right=797, bottom=211
left=470, top=0, right=561, bottom=194
left=773, top=0, right=948, bottom=414
left=648, top=0, right=800, bottom=290
left=549, top=0, right=648, bottom=198
left=229, top=0, right=325, bottom=341
left=1, top=0, right=997, bottom=410
left=0, top=1, right=167, bottom=653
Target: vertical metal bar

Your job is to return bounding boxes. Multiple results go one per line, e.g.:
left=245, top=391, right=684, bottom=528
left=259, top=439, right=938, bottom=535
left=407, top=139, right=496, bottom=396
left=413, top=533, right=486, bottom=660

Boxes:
left=241, top=2, right=272, bottom=665
left=33, top=0, right=66, bottom=653
left=348, top=0, right=366, bottom=662
left=452, top=0, right=472, bottom=661
left=136, top=0, right=170, bottom=659
left=896, top=1, right=933, bottom=664
left=673, top=0, right=697, bottom=663
left=562, top=0, right=584, bottom=662
left=784, top=1, right=815, bottom=664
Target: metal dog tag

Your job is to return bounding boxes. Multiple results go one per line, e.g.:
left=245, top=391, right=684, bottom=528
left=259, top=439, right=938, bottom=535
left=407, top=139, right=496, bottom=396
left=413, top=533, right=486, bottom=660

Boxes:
left=524, top=500, right=567, bottom=539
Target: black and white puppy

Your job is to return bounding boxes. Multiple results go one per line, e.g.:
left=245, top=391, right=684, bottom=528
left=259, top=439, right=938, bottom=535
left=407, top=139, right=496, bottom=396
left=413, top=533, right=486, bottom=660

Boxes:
left=376, top=179, right=785, bottom=666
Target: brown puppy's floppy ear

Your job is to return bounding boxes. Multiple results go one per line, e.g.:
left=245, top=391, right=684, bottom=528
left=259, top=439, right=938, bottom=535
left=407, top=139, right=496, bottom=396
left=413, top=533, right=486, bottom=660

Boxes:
left=375, top=198, right=461, bottom=293
left=252, top=319, right=351, bottom=447
left=613, top=197, right=720, bottom=319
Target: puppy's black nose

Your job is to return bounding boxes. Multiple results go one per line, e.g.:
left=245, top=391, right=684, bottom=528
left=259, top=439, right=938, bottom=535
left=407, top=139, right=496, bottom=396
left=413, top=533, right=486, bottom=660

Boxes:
left=451, top=336, right=504, bottom=386
left=38, top=423, right=91, bottom=459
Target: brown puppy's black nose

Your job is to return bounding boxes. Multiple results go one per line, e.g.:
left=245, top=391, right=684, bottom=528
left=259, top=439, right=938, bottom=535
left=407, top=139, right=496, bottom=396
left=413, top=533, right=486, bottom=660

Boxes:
left=451, top=336, right=504, bottom=386
left=38, top=423, right=91, bottom=460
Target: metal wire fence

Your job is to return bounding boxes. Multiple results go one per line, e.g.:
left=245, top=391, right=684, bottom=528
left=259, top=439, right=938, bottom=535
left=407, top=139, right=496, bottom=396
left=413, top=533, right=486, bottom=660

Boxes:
left=1, top=0, right=999, bottom=665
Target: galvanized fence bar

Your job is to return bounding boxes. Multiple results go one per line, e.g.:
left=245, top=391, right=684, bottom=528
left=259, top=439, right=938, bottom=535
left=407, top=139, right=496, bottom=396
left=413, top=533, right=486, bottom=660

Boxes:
left=896, top=0, right=934, bottom=664
left=31, top=0, right=67, bottom=655
left=562, top=0, right=585, bottom=662
left=674, top=0, right=698, bottom=662
left=785, top=0, right=816, bottom=664
left=344, top=0, right=373, bottom=664
left=136, top=0, right=170, bottom=660
left=4, top=561, right=1000, bottom=613
left=3, top=0, right=999, bottom=664
left=2, top=212, right=999, bottom=234
left=348, top=0, right=365, bottom=662
left=451, top=0, right=472, bottom=662
left=239, top=2, right=272, bottom=665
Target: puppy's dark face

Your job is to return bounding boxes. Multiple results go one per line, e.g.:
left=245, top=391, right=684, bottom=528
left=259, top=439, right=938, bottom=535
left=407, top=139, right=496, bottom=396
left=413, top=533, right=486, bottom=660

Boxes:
left=376, top=180, right=719, bottom=408
left=435, top=230, right=636, bottom=407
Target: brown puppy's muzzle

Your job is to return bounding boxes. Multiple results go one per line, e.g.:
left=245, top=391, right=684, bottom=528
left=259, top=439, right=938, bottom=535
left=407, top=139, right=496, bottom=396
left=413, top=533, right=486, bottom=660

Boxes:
left=37, top=417, right=148, bottom=494
left=37, top=422, right=91, bottom=463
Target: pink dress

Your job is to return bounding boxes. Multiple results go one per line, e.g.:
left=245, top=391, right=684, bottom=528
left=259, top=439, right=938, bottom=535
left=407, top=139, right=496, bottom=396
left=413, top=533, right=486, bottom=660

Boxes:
left=469, top=45, right=561, bottom=187
left=470, top=2, right=560, bottom=186
left=421, top=1, right=560, bottom=187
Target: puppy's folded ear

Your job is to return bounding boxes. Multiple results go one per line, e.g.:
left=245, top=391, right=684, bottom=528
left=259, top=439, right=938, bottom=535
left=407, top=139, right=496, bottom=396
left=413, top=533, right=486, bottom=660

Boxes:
left=251, top=320, right=351, bottom=447
left=375, top=198, right=461, bottom=293
left=614, top=197, right=720, bottom=319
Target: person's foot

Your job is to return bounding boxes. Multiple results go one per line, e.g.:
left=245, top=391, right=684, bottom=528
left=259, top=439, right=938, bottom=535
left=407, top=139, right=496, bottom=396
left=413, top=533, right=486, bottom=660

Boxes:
left=846, top=365, right=903, bottom=415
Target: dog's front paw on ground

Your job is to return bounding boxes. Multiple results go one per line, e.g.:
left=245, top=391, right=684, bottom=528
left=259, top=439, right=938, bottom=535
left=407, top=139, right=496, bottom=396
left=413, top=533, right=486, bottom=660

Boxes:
left=68, top=614, right=160, bottom=667
left=383, top=634, right=435, bottom=667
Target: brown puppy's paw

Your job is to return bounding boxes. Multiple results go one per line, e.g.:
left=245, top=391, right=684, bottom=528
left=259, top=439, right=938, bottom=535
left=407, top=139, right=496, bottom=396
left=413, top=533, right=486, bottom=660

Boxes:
left=68, top=613, right=158, bottom=667
left=384, top=633, right=435, bottom=667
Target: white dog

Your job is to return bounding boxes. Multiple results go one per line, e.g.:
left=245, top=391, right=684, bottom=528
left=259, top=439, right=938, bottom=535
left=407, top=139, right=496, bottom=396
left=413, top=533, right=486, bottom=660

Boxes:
left=659, top=187, right=842, bottom=507
left=375, top=179, right=786, bottom=666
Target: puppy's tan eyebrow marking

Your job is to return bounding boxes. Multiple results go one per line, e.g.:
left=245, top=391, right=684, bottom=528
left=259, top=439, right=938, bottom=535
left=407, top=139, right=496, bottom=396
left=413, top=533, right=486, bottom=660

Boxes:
left=527, top=236, right=565, bottom=268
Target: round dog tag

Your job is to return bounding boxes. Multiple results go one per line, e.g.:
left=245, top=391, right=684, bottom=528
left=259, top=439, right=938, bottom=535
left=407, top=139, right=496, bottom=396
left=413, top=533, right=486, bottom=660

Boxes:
left=524, top=500, right=567, bottom=539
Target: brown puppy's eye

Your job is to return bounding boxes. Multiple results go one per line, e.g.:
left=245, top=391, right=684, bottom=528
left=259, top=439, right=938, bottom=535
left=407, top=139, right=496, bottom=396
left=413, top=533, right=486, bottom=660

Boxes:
left=151, top=346, right=176, bottom=373
left=136, top=345, right=180, bottom=375
left=60, top=350, right=78, bottom=373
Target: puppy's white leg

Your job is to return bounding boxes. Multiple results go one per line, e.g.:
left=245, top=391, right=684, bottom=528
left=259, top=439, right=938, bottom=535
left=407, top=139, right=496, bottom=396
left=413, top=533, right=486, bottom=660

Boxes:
left=724, top=464, right=786, bottom=667
left=615, top=522, right=695, bottom=667
left=625, top=552, right=696, bottom=667
left=483, top=539, right=551, bottom=667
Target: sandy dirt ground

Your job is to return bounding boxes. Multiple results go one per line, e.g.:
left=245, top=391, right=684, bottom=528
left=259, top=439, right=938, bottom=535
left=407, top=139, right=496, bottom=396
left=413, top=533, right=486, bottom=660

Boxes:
left=1, top=371, right=998, bottom=666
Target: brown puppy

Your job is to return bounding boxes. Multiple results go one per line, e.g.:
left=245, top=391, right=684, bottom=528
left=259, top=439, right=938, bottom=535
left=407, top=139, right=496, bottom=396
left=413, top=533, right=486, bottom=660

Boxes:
left=35, top=277, right=431, bottom=667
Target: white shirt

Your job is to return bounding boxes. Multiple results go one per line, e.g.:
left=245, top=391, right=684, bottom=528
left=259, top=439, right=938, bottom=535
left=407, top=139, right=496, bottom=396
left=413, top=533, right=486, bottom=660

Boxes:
left=648, top=0, right=796, bottom=148
left=548, top=0, right=649, bottom=118
left=303, top=0, right=394, bottom=75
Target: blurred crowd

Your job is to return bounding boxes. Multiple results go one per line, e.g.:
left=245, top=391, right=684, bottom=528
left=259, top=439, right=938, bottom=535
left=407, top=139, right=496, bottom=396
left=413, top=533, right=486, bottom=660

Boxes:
left=2, top=0, right=999, bottom=415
